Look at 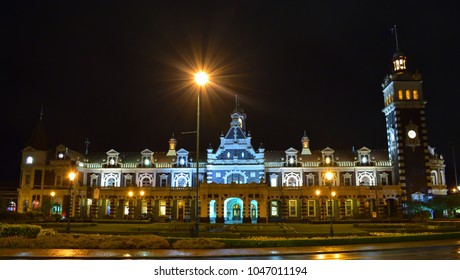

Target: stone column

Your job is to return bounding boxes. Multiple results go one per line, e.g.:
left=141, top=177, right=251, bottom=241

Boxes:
left=109, top=198, right=116, bottom=218
left=339, top=198, right=345, bottom=220
left=90, top=198, right=98, bottom=219
left=165, top=197, right=171, bottom=222
left=243, top=197, right=251, bottom=223
left=301, top=197, right=308, bottom=222
left=216, top=198, right=224, bottom=223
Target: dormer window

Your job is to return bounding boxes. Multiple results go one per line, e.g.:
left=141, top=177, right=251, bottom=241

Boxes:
left=321, top=147, right=335, bottom=166
left=357, top=147, right=372, bottom=166
left=26, top=156, right=33, bottom=165
left=109, top=158, right=115, bottom=165
left=58, top=153, right=64, bottom=159
left=144, top=158, right=150, bottom=166
left=284, top=147, right=298, bottom=166
left=175, top=148, right=189, bottom=167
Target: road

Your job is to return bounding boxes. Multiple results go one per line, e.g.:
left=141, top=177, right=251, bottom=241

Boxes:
left=0, top=239, right=459, bottom=260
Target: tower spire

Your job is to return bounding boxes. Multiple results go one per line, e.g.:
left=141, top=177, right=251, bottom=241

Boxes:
left=393, top=25, right=399, bottom=52
left=85, top=137, right=90, bottom=155
left=235, top=94, right=239, bottom=113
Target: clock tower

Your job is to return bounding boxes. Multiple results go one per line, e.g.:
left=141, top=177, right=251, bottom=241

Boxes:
left=382, top=50, right=432, bottom=199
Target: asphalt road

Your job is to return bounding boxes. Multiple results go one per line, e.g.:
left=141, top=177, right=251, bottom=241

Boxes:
left=1, top=239, right=459, bottom=260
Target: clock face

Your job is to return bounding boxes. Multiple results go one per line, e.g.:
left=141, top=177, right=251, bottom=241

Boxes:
left=408, top=130, right=417, bottom=139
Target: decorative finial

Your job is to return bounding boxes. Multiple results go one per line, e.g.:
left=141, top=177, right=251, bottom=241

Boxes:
left=85, top=137, right=90, bottom=155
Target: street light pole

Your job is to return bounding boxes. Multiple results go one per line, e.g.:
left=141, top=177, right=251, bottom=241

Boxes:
left=195, top=85, right=200, bottom=237
left=194, top=71, right=208, bottom=237
left=67, top=172, right=76, bottom=233
left=325, top=171, right=334, bottom=237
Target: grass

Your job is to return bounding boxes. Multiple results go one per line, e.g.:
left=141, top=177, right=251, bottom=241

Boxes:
left=1, top=221, right=460, bottom=249
left=1, top=230, right=460, bottom=249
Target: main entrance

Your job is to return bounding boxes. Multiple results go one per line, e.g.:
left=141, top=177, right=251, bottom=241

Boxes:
left=224, top=197, right=243, bottom=224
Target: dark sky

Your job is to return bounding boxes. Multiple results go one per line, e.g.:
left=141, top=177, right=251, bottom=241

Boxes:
left=2, top=1, right=460, bottom=186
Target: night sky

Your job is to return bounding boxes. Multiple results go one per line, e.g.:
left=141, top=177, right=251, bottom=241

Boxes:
left=2, top=1, right=460, bottom=187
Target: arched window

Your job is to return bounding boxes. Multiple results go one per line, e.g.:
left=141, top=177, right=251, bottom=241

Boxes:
left=141, top=177, right=152, bottom=186
left=398, top=90, right=403, bottom=100
left=431, top=170, right=438, bottom=185
left=413, top=90, right=419, bottom=100
left=107, top=178, right=115, bottom=186
left=406, top=90, right=411, bottom=100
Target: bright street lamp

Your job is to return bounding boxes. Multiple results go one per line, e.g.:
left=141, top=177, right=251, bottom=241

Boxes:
left=194, top=70, right=209, bottom=237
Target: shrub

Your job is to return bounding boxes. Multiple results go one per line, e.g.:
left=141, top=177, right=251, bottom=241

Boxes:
left=172, top=238, right=225, bottom=249
left=0, top=224, right=42, bottom=238
left=34, top=234, right=77, bottom=248
left=38, top=228, right=57, bottom=237
left=0, top=236, right=33, bottom=248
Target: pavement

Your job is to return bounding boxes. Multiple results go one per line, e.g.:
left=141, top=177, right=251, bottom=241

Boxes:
left=1, top=239, right=459, bottom=259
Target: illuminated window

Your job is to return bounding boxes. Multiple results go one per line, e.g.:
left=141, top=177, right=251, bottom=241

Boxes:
left=398, top=90, right=403, bottom=100
left=345, top=200, right=353, bottom=216
left=326, top=200, right=334, bottom=217
left=271, top=201, right=278, bottom=216
left=58, top=153, right=64, bottom=159
left=307, top=200, right=316, bottom=217
left=270, top=174, right=278, bottom=187
left=325, top=157, right=331, bottom=164
left=406, top=90, right=411, bottom=100
left=289, top=200, right=297, bottom=217
left=26, top=156, right=33, bottom=164
left=159, top=200, right=166, bottom=216
left=413, top=90, right=419, bottom=100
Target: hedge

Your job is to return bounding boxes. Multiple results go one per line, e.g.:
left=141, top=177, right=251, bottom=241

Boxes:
left=0, top=224, right=42, bottom=238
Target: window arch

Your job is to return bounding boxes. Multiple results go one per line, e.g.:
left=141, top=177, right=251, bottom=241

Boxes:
left=173, top=173, right=190, bottom=187
left=137, top=173, right=154, bottom=187
left=224, top=171, right=247, bottom=184
left=357, top=171, right=375, bottom=186
left=102, top=173, right=120, bottom=187
left=283, top=172, right=300, bottom=186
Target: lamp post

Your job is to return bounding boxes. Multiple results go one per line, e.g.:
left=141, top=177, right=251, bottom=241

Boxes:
left=325, top=171, right=335, bottom=237
left=193, top=71, right=208, bottom=237
left=67, top=171, right=76, bottom=233
left=50, top=191, right=55, bottom=217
